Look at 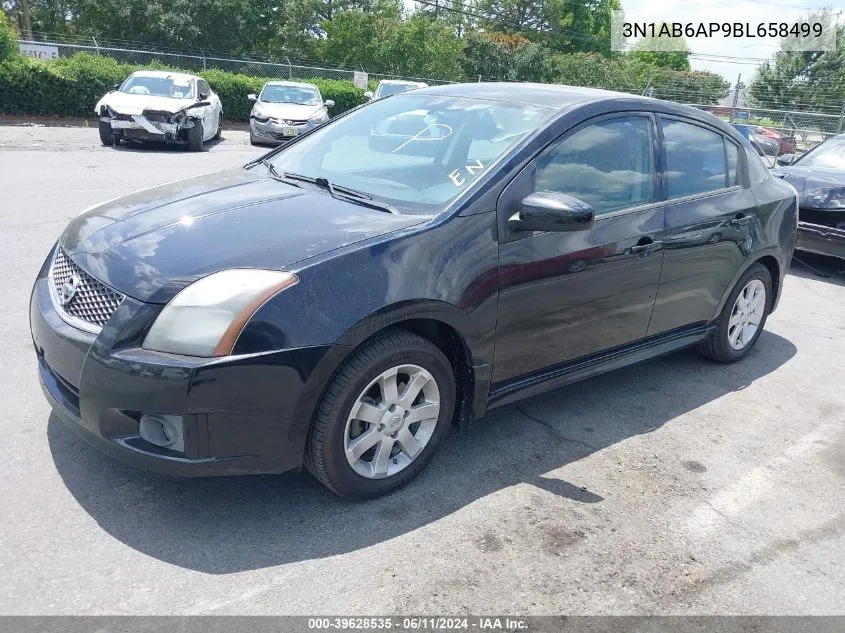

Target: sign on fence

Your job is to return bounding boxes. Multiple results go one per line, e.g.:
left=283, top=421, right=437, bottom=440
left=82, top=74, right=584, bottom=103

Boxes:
left=19, top=43, right=60, bottom=60
left=353, top=71, right=368, bottom=89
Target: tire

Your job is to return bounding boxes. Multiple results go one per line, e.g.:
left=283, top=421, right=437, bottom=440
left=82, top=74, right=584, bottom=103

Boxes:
left=98, top=120, right=115, bottom=146
left=186, top=121, right=204, bottom=152
left=698, top=263, right=772, bottom=363
left=213, top=114, right=223, bottom=141
left=305, top=330, right=456, bottom=500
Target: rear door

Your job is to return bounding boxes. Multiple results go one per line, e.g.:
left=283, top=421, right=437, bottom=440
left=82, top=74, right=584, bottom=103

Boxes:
left=492, top=113, right=666, bottom=386
left=647, top=116, right=758, bottom=335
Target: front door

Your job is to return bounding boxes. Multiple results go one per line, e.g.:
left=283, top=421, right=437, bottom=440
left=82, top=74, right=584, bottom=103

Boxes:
left=492, top=114, right=666, bottom=387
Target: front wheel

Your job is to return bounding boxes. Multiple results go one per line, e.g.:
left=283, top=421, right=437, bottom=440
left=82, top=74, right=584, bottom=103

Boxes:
left=698, top=263, right=772, bottom=362
left=98, top=120, right=116, bottom=146
left=186, top=121, right=204, bottom=152
left=305, top=330, right=456, bottom=499
left=213, top=113, right=223, bottom=140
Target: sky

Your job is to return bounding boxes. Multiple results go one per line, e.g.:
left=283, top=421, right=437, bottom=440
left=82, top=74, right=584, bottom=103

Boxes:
left=614, top=0, right=842, bottom=85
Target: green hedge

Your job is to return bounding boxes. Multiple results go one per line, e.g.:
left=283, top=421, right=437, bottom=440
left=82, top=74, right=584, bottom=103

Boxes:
left=0, top=52, right=369, bottom=120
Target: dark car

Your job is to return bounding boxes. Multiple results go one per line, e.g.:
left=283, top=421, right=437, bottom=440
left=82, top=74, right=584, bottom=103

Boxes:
left=31, top=84, right=798, bottom=499
left=773, top=133, right=845, bottom=260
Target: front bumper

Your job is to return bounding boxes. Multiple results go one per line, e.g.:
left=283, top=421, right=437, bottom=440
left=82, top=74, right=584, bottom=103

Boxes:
left=249, top=118, right=317, bottom=144
left=31, top=271, right=330, bottom=477
left=797, top=221, right=845, bottom=260
left=103, top=115, right=189, bottom=144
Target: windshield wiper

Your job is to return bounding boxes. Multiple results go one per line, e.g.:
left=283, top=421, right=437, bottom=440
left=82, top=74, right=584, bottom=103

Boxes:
left=282, top=172, right=398, bottom=214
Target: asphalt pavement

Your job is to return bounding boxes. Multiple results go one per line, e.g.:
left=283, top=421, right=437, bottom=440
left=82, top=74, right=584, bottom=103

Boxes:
left=1, top=125, right=843, bottom=615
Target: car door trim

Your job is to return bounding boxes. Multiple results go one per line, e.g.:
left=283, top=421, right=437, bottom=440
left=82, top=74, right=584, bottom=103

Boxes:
left=486, top=322, right=713, bottom=409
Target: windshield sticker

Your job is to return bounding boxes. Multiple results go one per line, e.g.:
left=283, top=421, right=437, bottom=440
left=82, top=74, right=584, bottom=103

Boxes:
left=392, top=124, right=453, bottom=153
left=448, top=159, right=485, bottom=187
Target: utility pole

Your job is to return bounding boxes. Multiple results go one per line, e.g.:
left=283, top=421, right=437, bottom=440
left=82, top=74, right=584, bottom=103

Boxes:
left=729, top=73, right=742, bottom=123
left=838, top=101, right=845, bottom=134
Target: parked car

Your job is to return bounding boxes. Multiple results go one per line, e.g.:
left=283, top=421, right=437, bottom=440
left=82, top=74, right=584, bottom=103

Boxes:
left=248, top=81, right=335, bottom=146
left=364, top=79, right=428, bottom=101
left=773, top=133, right=845, bottom=260
left=733, top=124, right=780, bottom=157
left=32, top=83, right=797, bottom=500
left=95, top=70, right=223, bottom=151
left=760, top=127, right=797, bottom=154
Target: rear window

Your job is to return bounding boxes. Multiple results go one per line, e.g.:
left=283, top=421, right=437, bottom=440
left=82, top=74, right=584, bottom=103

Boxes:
left=662, top=118, right=729, bottom=198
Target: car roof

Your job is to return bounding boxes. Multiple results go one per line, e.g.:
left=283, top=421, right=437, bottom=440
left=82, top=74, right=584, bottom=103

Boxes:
left=408, top=82, right=746, bottom=139
left=414, top=82, right=651, bottom=109
left=379, top=80, right=424, bottom=86
left=130, top=70, right=198, bottom=83
left=263, top=80, right=319, bottom=89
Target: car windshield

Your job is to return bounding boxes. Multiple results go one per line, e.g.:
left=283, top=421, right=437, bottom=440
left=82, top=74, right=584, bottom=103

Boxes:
left=120, top=75, right=194, bottom=99
left=796, top=137, right=845, bottom=170
left=261, top=85, right=321, bottom=105
left=266, top=94, right=554, bottom=214
left=377, top=83, right=417, bottom=98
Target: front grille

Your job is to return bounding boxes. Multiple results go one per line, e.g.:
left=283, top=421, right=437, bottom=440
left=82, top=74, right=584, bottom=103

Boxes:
left=50, top=248, right=125, bottom=330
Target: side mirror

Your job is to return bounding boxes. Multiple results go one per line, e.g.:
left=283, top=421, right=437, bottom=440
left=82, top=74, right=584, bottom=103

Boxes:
left=112, top=83, right=121, bottom=91
left=509, top=191, right=595, bottom=233
left=198, top=91, right=209, bottom=100
left=776, top=154, right=795, bottom=166
left=247, top=93, right=257, bottom=101
left=324, top=99, right=335, bottom=108
left=363, top=90, right=374, bottom=99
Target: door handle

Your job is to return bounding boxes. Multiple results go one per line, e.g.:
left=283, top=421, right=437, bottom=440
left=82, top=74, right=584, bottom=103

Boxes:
left=730, top=215, right=753, bottom=228
left=631, top=240, right=664, bottom=255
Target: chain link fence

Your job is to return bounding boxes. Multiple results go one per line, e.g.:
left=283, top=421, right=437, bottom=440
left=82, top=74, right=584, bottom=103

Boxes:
left=16, top=34, right=456, bottom=86
left=14, top=35, right=845, bottom=158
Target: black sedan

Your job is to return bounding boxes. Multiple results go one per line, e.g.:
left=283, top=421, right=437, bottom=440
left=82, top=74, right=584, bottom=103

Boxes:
left=774, top=133, right=845, bottom=260
left=31, top=83, right=798, bottom=499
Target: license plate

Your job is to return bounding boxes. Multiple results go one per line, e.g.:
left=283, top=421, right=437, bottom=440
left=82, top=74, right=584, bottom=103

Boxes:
left=281, top=126, right=298, bottom=137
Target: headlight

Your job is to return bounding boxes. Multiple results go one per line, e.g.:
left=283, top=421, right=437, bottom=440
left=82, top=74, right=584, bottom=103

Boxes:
left=252, top=106, right=270, bottom=122
left=309, top=112, right=328, bottom=124
left=142, top=269, right=298, bottom=357
left=806, top=187, right=845, bottom=209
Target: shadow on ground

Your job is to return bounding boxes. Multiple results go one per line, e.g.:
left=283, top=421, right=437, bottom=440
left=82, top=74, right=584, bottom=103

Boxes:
left=789, top=252, right=845, bottom=287
left=48, top=332, right=796, bottom=574
left=108, top=136, right=227, bottom=153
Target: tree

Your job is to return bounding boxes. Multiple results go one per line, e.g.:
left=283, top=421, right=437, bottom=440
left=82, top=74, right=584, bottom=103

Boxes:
left=628, top=22, right=691, bottom=71
left=460, top=32, right=554, bottom=82
left=746, top=10, right=845, bottom=114
left=0, top=9, right=19, bottom=60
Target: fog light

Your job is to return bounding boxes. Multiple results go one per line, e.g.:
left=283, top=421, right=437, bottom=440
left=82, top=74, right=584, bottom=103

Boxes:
left=139, top=414, right=185, bottom=453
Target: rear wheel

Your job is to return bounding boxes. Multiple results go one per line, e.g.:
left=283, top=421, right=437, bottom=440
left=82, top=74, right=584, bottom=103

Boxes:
left=698, top=263, right=772, bottom=363
left=186, top=121, right=204, bottom=152
left=306, top=330, right=456, bottom=500
left=98, top=120, right=115, bottom=146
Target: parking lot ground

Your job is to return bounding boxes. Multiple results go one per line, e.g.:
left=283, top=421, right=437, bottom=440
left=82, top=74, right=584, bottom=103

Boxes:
left=1, top=126, right=844, bottom=615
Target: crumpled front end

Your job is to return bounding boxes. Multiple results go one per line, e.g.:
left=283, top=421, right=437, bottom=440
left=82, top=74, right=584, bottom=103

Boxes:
left=99, top=105, right=198, bottom=144
left=797, top=208, right=845, bottom=260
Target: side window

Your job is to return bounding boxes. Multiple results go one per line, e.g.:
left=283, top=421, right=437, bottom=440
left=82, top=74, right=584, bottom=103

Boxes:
left=662, top=118, right=728, bottom=198
left=533, top=116, right=653, bottom=215
left=726, top=139, right=739, bottom=186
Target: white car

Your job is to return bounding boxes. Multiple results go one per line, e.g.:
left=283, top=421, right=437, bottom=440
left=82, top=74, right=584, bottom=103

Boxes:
left=248, top=81, right=334, bottom=146
left=364, top=80, right=429, bottom=101
left=95, top=70, right=223, bottom=151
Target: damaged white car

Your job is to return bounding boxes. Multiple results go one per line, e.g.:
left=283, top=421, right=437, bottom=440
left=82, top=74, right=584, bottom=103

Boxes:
left=95, top=70, right=223, bottom=151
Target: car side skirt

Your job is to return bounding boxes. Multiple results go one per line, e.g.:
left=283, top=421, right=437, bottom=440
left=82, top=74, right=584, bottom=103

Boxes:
left=486, top=323, right=713, bottom=410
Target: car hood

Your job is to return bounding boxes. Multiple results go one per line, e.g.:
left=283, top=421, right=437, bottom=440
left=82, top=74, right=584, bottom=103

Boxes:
left=772, top=165, right=845, bottom=210
left=96, top=91, right=198, bottom=116
left=255, top=102, right=323, bottom=120
left=60, top=168, right=428, bottom=303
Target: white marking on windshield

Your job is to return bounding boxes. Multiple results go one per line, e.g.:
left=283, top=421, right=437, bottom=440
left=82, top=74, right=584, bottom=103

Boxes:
left=391, top=124, right=453, bottom=153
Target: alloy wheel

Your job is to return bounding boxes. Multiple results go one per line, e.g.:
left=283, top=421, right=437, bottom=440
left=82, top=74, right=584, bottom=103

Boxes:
left=728, top=279, right=766, bottom=351
left=344, top=364, right=440, bottom=479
